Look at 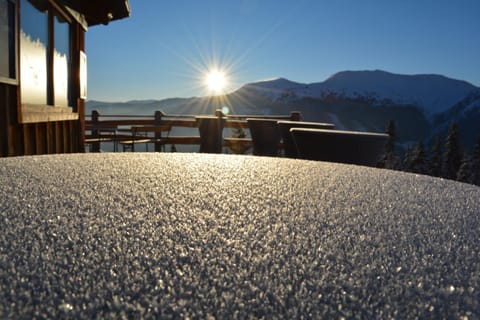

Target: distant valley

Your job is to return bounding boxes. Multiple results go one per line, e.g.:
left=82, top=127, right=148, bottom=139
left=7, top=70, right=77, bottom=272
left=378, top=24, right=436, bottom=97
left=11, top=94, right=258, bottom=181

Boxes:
left=87, top=70, right=480, bottom=152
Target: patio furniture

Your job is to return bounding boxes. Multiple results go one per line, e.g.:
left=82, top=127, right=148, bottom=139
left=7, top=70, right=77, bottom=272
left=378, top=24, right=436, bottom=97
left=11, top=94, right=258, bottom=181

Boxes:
left=195, top=116, right=225, bottom=153
left=247, top=118, right=281, bottom=156
left=85, top=124, right=119, bottom=152
left=119, top=125, right=171, bottom=152
left=291, top=128, right=389, bottom=166
left=278, top=120, right=335, bottom=158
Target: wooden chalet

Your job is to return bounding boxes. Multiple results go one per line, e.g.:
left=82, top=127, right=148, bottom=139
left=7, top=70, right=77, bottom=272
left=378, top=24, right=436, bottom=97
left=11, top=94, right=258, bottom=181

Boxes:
left=0, top=0, right=130, bottom=157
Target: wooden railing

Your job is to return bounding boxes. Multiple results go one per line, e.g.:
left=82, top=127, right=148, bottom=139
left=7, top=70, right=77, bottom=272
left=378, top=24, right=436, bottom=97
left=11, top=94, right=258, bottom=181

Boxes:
left=85, top=109, right=302, bottom=153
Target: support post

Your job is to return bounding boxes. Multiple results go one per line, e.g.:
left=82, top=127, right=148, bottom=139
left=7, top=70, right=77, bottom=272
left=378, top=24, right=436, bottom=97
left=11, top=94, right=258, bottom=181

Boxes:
left=154, top=110, right=164, bottom=152
left=91, top=110, right=100, bottom=152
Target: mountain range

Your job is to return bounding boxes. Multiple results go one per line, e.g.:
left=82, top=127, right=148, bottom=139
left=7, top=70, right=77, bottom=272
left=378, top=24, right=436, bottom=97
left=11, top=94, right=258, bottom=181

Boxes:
left=87, top=70, right=480, bottom=152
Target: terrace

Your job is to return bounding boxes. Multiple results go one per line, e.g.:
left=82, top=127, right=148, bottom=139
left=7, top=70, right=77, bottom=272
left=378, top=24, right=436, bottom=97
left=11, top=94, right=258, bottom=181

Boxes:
left=85, top=109, right=302, bottom=154
left=84, top=109, right=388, bottom=167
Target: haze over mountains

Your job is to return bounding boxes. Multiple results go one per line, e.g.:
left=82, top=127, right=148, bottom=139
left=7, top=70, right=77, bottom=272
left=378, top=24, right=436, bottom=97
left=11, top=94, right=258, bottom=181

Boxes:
left=87, top=70, right=480, bottom=151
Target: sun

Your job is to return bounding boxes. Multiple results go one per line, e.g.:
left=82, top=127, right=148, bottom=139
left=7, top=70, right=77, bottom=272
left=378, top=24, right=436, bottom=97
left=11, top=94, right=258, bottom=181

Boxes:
left=205, top=69, right=227, bottom=94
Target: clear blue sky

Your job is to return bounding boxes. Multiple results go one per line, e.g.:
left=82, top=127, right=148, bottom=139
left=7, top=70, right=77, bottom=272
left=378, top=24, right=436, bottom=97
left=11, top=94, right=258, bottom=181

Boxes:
left=86, top=0, right=480, bottom=102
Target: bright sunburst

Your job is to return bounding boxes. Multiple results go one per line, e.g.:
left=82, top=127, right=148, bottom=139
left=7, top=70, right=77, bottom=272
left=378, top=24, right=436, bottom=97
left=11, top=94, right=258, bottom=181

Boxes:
left=205, top=69, right=227, bottom=94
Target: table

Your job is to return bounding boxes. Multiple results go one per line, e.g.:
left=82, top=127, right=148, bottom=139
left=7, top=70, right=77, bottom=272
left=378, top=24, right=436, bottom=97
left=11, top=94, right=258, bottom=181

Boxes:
left=118, top=125, right=171, bottom=152
left=85, top=126, right=118, bottom=152
left=1, top=153, right=479, bottom=318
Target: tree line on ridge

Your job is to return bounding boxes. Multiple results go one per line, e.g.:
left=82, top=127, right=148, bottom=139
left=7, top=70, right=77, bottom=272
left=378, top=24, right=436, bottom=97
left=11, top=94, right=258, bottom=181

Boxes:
left=378, top=121, right=480, bottom=186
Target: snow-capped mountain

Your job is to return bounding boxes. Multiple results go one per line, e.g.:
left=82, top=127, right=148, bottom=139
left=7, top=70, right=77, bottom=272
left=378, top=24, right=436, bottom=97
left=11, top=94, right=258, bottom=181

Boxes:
left=238, top=70, right=479, bottom=115
left=240, top=77, right=305, bottom=101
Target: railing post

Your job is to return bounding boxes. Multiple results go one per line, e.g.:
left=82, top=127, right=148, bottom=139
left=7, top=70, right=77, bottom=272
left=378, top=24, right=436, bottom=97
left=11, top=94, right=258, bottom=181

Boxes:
left=216, top=109, right=226, bottom=153
left=154, top=110, right=164, bottom=152
left=91, top=110, right=100, bottom=152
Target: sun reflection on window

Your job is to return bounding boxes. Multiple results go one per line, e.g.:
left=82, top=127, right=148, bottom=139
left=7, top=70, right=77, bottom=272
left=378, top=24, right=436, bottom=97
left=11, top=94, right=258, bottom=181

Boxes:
left=20, top=0, right=48, bottom=105
left=20, top=0, right=73, bottom=107
left=54, top=12, right=71, bottom=106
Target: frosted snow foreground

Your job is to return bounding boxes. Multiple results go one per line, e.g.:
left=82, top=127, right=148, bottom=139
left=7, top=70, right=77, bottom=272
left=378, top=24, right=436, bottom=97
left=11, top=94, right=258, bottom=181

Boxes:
left=1, top=153, right=479, bottom=318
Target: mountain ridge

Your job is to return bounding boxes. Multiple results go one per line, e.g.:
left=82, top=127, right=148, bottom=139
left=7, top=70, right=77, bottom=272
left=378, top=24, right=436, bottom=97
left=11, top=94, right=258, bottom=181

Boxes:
left=239, top=70, right=479, bottom=115
left=87, top=70, right=480, bottom=151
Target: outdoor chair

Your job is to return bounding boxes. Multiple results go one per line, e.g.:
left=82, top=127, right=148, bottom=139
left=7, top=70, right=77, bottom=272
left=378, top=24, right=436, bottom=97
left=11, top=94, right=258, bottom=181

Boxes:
left=247, top=118, right=281, bottom=156
left=290, top=128, right=389, bottom=167
left=278, top=120, right=335, bottom=158
left=195, top=116, right=225, bottom=153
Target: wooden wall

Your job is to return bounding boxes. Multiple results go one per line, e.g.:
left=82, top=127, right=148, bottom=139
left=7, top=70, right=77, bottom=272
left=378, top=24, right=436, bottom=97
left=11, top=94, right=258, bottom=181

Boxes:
left=0, top=82, right=82, bottom=157
left=0, top=83, right=21, bottom=157
left=0, top=15, right=86, bottom=157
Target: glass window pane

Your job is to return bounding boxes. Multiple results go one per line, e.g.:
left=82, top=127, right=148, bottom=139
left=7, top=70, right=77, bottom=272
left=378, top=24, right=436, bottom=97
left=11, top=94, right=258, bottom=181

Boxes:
left=54, top=12, right=71, bottom=106
left=0, top=0, right=16, bottom=79
left=20, top=0, right=48, bottom=104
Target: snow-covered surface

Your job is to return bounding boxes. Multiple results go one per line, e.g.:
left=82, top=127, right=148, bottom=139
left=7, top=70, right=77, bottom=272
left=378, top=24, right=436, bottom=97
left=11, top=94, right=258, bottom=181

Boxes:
left=1, top=153, right=480, bottom=318
left=244, top=70, right=479, bottom=115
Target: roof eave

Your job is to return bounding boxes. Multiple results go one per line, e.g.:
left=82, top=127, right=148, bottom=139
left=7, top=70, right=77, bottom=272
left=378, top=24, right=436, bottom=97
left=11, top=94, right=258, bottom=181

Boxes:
left=58, top=0, right=130, bottom=26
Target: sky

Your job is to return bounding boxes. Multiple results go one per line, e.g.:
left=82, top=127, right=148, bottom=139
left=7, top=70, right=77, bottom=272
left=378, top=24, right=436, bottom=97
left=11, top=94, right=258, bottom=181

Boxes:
left=86, top=0, right=480, bottom=102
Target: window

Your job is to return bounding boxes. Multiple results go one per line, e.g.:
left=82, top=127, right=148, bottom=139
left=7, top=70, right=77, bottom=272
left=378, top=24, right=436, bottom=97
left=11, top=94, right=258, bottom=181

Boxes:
left=20, top=0, right=48, bottom=104
left=0, top=0, right=17, bottom=83
left=53, top=11, right=72, bottom=107
left=20, top=0, right=73, bottom=107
